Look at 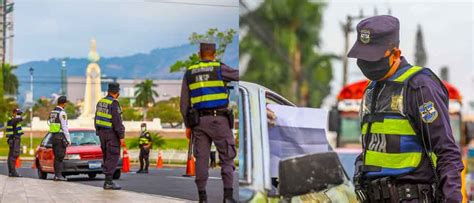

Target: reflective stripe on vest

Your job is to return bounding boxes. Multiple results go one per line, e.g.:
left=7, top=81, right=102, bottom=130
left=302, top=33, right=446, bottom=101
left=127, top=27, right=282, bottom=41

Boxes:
left=95, top=97, right=114, bottom=128
left=49, top=107, right=63, bottom=133
left=6, top=118, right=23, bottom=136
left=360, top=66, right=437, bottom=177
left=186, top=61, right=229, bottom=110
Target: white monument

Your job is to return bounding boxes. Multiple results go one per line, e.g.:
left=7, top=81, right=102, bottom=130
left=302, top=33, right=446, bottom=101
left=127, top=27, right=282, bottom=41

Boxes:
left=80, top=38, right=103, bottom=118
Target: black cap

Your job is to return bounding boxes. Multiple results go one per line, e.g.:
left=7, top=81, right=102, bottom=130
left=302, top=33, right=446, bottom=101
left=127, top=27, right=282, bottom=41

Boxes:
left=13, top=108, right=22, bottom=114
left=200, top=43, right=216, bottom=52
left=347, top=15, right=400, bottom=61
left=108, top=82, right=120, bottom=93
left=141, top=123, right=147, bottom=127
left=57, top=96, right=67, bottom=104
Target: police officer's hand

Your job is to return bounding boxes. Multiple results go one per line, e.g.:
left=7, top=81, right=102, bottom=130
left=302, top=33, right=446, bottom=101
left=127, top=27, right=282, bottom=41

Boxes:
left=354, top=172, right=368, bottom=202
left=120, top=139, right=125, bottom=147
left=186, top=128, right=191, bottom=140
left=266, top=108, right=277, bottom=127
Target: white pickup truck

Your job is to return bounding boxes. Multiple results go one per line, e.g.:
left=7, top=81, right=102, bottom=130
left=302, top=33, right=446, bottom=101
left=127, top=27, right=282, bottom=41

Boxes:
left=238, top=81, right=357, bottom=202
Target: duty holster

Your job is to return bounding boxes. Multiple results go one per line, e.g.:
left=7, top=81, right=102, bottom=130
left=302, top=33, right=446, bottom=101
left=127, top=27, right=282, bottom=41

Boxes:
left=186, top=108, right=200, bottom=127
left=226, top=109, right=234, bottom=129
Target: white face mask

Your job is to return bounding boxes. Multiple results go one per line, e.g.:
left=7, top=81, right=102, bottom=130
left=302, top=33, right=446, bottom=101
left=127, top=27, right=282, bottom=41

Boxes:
left=141, top=127, right=146, bottom=132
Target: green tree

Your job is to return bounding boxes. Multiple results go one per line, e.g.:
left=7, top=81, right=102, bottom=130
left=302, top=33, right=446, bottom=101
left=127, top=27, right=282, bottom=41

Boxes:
left=414, top=24, right=427, bottom=67
left=147, top=97, right=183, bottom=128
left=170, top=28, right=237, bottom=72
left=2, top=64, right=19, bottom=95
left=240, top=0, right=335, bottom=107
left=64, top=102, right=79, bottom=119
left=134, top=79, right=158, bottom=121
left=122, top=108, right=142, bottom=121
left=33, top=98, right=54, bottom=120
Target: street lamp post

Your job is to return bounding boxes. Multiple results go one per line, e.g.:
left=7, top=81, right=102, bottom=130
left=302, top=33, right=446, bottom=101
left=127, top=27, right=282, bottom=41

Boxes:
left=29, top=67, right=33, bottom=155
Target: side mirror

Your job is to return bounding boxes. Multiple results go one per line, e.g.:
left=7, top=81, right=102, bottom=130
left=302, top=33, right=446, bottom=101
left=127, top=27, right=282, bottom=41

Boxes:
left=328, top=107, right=340, bottom=132
left=278, top=152, right=345, bottom=198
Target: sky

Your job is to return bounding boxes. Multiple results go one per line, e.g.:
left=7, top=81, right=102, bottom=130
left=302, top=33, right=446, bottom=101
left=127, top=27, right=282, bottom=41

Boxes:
left=241, top=0, right=474, bottom=113
left=13, top=0, right=239, bottom=63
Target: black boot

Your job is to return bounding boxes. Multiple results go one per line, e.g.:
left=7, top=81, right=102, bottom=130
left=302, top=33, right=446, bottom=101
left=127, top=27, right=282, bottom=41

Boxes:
left=198, top=190, right=207, bottom=203
left=103, top=176, right=122, bottom=190
left=8, top=172, right=22, bottom=177
left=53, top=176, right=67, bottom=181
left=223, top=188, right=236, bottom=203
left=136, top=169, right=143, bottom=173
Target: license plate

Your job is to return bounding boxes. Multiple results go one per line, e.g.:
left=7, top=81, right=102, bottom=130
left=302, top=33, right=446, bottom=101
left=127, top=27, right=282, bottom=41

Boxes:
left=88, top=161, right=101, bottom=169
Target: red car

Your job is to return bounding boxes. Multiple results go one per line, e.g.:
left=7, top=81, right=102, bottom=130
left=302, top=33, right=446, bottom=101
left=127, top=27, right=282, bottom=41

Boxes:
left=35, top=128, right=122, bottom=180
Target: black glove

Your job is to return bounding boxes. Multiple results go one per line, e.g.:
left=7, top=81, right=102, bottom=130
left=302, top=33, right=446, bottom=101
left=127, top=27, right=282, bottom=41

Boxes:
left=354, top=172, right=368, bottom=202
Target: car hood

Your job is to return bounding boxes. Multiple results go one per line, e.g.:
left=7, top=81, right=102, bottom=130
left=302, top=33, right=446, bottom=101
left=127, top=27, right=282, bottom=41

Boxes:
left=66, top=145, right=102, bottom=154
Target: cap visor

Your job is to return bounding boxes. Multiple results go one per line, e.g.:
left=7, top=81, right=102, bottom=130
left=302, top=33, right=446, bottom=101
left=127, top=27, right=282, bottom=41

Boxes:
left=347, top=41, right=387, bottom=61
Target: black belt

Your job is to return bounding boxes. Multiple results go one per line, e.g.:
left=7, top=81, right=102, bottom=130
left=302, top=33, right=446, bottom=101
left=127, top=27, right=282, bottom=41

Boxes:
left=364, top=177, right=434, bottom=202
left=198, top=109, right=228, bottom=117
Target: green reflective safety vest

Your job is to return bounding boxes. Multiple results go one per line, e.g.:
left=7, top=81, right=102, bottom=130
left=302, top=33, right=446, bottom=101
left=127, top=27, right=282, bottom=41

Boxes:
left=6, top=117, right=23, bottom=137
left=360, top=65, right=437, bottom=178
left=138, top=131, right=150, bottom=145
left=48, top=106, right=63, bottom=133
left=185, top=61, right=229, bottom=110
left=95, top=96, right=114, bottom=129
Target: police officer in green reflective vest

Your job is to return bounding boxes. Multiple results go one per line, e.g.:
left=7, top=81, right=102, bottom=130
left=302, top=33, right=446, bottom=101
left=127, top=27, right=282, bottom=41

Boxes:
left=48, top=96, right=71, bottom=181
left=349, top=15, right=463, bottom=202
left=137, top=123, right=152, bottom=174
left=95, top=82, right=125, bottom=190
left=6, top=108, right=23, bottom=177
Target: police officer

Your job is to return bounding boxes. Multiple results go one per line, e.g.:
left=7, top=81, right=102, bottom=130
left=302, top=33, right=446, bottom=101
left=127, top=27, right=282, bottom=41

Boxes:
left=180, top=42, right=238, bottom=203
left=348, top=15, right=464, bottom=202
left=94, top=82, right=125, bottom=190
left=6, top=108, right=23, bottom=177
left=48, top=96, right=71, bottom=181
left=137, top=123, right=152, bottom=174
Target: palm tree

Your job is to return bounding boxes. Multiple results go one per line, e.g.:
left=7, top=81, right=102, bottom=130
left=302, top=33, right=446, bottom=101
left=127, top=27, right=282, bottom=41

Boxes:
left=134, top=79, right=159, bottom=120
left=2, top=64, right=19, bottom=95
left=240, top=0, right=335, bottom=107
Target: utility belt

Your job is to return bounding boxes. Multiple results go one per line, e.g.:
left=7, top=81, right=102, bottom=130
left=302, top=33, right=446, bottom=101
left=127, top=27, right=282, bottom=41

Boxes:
left=186, top=108, right=233, bottom=128
left=361, top=177, right=434, bottom=203
left=7, top=135, right=21, bottom=140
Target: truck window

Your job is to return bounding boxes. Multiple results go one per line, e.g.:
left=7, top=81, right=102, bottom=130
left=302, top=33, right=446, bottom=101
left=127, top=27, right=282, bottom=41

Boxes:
left=339, top=113, right=361, bottom=146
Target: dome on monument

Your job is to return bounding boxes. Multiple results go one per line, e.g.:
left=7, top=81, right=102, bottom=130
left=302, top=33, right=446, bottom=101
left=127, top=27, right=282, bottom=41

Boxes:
left=88, top=52, right=100, bottom=63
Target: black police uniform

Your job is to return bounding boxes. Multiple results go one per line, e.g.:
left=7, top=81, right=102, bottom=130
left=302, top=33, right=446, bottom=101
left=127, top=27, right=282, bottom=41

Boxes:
left=94, top=82, right=125, bottom=190
left=49, top=104, right=70, bottom=181
left=137, top=130, right=152, bottom=173
left=6, top=113, right=23, bottom=177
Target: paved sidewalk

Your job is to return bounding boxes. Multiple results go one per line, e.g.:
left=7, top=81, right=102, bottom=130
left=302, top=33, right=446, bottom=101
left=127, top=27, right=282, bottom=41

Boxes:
left=0, top=175, right=189, bottom=203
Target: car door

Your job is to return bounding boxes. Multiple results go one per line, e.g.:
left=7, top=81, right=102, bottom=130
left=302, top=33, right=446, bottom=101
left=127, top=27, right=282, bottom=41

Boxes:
left=39, top=133, right=54, bottom=172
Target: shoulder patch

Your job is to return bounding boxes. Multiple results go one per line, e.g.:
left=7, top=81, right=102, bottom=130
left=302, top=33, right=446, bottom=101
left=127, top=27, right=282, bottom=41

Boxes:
left=419, top=101, right=438, bottom=123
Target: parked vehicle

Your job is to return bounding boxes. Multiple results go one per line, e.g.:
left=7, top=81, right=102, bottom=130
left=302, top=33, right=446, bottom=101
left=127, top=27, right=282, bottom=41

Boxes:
left=35, top=128, right=122, bottom=180
left=238, top=81, right=357, bottom=202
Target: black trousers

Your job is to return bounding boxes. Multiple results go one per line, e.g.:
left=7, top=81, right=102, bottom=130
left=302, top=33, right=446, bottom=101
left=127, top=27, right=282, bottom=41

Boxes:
left=98, top=130, right=121, bottom=177
left=7, top=136, right=21, bottom=174
left=52, top=133, right=67, bottom=177
left=139, top=147, right=150, bottom=170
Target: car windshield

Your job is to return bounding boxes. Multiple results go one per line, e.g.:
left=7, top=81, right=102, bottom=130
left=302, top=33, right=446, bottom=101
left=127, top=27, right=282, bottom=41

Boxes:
left=70, top=131, right=100, bottom=146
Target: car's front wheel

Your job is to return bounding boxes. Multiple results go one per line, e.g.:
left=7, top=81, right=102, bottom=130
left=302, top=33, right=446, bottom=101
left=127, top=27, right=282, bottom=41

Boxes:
left=36, top=160, right=47, bottom=180
left=88, top=173, right=97, bottom=179
left=112, top=170, right=121, bottom=180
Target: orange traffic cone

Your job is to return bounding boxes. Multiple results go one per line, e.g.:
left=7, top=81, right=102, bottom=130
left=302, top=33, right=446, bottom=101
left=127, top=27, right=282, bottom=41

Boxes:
left=156, top=150, right=163, bottom=168
left=183, top=155, right=195, bottom=177
left=15, top=157, right=21, bottom=168
left=31, top=160, right=36, bottom=169
left=122, top=147, right=130, bottom=173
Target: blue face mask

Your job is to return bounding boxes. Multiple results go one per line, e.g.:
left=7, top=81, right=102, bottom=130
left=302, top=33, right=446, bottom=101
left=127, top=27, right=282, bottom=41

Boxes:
left=356, top=52, right=395, bottom=81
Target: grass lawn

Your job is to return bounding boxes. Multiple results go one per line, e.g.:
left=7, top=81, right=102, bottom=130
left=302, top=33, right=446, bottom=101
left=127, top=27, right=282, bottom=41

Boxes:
left=0, top=137, right=189, bottom=157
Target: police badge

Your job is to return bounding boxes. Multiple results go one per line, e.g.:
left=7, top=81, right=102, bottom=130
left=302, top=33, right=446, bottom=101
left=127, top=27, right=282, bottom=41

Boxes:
left=419, top=101, right=438, bottom=123
left=360, top=29, right=371, bottom=44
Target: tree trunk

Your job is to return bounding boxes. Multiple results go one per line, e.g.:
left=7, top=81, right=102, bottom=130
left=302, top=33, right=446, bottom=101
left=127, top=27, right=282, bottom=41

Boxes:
left=143, top=107, right=147, bottom=121
left=291, top=47, right=303, bottom=106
